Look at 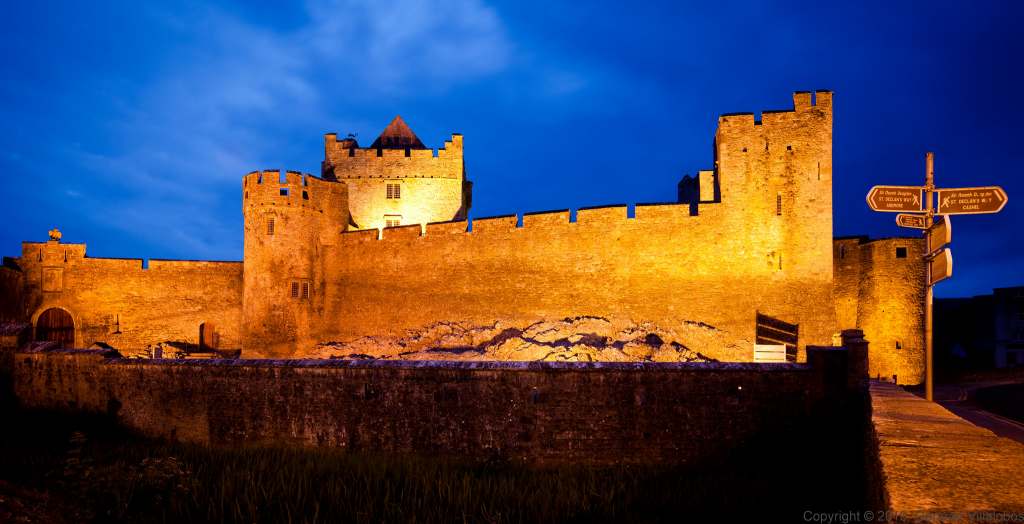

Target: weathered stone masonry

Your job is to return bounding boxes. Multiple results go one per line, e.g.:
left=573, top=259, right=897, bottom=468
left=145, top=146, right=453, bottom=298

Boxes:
left=0, top=91, right=926, bottom=380
left=12, top=342, right=862, bottom=466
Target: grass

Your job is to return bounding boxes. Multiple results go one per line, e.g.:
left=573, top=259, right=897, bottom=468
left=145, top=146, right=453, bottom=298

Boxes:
left=0, top=398, right=871, bottom=523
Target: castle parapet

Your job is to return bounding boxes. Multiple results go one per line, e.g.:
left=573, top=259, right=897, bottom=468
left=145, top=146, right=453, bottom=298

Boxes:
left=242, top=170, right=346, bottom=215
left=323, top=133, right=464, bottom=180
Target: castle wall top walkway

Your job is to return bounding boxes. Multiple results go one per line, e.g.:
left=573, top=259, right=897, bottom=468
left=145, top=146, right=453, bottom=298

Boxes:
left=870, top=382, right=1024, bottom=521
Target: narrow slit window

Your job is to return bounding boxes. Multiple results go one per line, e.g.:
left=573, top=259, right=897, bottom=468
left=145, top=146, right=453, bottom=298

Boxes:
left=290, top=282, right=299, bottom=298
left=896, top=247, right=908, bottom=258
left=839, top=245, right=846, bottom=259
left=267, top=217, right=275, bottom=235
left=776, top=193, right=782, bottom=216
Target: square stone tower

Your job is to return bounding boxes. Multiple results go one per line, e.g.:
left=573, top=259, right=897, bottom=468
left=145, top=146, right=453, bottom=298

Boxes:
left=322, top=116, right=472, bottom=231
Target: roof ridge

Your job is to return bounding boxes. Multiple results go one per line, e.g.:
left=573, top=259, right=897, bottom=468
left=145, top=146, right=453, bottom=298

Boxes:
left=370, top=115, right=427, bottom=149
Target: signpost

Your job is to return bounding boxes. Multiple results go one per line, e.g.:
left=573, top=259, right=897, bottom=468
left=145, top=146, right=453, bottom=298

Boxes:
left=936, top=186, right=1008, bottom=215
left=867, top=152, right=1009, bottom=402
left=927, top=217, right=951, bottom=255
left=928, top=248, right=952, bottom=286
left=866, top=186, right=924, bottom=212
left=896, top=214, right=927, bottom=229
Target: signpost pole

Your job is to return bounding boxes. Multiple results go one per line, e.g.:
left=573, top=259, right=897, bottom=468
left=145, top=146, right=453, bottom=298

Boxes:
left=924, top=152, right=935, bottom=402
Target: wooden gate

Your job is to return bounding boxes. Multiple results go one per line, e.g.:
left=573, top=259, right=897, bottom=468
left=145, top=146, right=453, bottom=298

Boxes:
left=755, top=312, right=798, bottom=362
left=36, top=308, right=75, bottom=347
left=200, top=322, right=219, bottom=351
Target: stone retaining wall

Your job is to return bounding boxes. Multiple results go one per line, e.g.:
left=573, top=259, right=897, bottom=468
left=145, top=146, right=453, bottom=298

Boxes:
left=12, top=341, right=863, bottom=466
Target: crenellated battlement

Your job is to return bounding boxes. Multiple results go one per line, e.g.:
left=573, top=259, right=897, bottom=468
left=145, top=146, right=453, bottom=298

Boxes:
left=337, top=201, right=724, bottom=246
left=242, top=169, right=347, bottom=214
left=324, top=133, right=464, bottom=180
left=718, top=90, right=832, bottom=128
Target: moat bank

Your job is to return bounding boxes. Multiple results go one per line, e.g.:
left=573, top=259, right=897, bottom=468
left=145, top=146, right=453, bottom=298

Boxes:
left=0, top=390, right=869, bottom=522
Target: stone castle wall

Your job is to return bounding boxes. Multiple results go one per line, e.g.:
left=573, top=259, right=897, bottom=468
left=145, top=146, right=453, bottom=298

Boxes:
left=257, top=91, right=837, bottom=360
left=833, top=237, right=926, bottom=384
left=12, top=344, right=858, bottom=466
left=4, top=90, right=920, bottom=368
left=293, top=201, right=837, bottom=361
left=11, top=241, right=243, bottom=352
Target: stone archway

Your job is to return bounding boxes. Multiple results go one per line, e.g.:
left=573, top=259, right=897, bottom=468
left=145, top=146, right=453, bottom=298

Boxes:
left=36, top=307, right=75, bottom=347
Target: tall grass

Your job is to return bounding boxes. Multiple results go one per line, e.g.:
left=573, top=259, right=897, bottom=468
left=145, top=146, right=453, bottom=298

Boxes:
left=0, top=406, right=869, bottom=523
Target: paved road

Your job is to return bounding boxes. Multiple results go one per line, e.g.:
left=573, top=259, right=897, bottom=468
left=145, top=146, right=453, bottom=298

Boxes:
left=924, top=381, right=1024, bottom=445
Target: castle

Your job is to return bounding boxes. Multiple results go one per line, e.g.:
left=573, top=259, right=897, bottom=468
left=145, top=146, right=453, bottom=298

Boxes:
left=0, top=91, right=927, bottom=384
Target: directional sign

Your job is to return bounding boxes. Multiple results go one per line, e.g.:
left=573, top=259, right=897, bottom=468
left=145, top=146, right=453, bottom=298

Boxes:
left=927, top=216, right=951, bottom=255
left=936, top=186, right=1008, bottom=215
left=928, top=248, right=952, bottom=286
left=866, top=186, right=924, bottom=213
left=896, top=214, right=927, bottom=229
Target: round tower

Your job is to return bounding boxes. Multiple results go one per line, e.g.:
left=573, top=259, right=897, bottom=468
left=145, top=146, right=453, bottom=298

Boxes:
left=856, top=238, right=926, bottom=385
left=242, top=170, right=348, bottom=357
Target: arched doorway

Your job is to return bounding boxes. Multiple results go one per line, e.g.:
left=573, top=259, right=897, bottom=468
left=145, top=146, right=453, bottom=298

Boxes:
left=36, top=308, right=75, bottom=347
left=199, top=322, right=219, bottom=351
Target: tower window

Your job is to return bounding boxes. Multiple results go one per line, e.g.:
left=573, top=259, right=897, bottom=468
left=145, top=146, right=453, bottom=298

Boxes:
left=302, top=190, right=309, bottom=200
left=280, top=188, right=289, bottom=196
left=776, top=193, right=782, bottom=216
left=301, top=282, right=310, bottom=299
left=896, top=247, right=907, bottom=258
left=386, top=183, right=401, bottom=199
left=896, top=341, right=902, bottom=349
left=839, top=245, right=846, bottom=259
left=290, top=282, right=299, bottom=298
left=267, top=217, right=275, bottom=235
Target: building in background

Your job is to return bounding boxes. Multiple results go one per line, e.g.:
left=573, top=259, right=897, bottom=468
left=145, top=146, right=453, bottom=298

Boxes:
left=935, top=286, right=1024, bottom=372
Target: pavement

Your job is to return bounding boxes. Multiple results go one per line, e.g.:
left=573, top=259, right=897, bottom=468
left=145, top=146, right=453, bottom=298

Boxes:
left=871, top=381, right=1024, bottom=517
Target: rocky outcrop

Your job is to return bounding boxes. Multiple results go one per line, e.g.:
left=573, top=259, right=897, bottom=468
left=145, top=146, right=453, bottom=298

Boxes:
left=311, top=316, right=750, bottom=362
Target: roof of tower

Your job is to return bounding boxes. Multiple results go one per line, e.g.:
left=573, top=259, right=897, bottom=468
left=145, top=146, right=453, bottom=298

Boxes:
left=369, top=115, right=427, bottom=149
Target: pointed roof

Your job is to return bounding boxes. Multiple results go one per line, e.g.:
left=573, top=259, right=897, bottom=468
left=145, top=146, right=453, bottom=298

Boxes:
left=370, top=115, right=427, bottom=149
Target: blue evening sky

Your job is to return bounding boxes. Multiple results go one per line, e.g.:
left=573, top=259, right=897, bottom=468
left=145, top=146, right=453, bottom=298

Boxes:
left=1, top=1, right=1020, bottom=298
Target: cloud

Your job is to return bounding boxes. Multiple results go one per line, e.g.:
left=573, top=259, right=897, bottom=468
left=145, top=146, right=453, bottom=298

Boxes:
left=62, top=0, right=512, bottom=259
left=305, top=0, right=511, bottom=93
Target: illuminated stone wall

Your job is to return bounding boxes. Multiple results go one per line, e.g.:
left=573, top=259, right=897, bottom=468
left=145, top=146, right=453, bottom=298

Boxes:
left=323, top=133, right=469, bottom=231
left=11, top=241, right=243, bottom=351
left=833, top=237, right=926, bottom=384
left=2, top=91, right=869, bottom=360
left=12, top=346, right=856, bottom=466
left=242, top=170, right=348, bottom=354
left=309, top=200, right=837, bottom=361
left=291, top=91, right=838, bottom=361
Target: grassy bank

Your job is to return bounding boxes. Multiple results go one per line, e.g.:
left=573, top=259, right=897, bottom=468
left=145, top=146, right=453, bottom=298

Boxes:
left=0, top=403, right=869, bottom=523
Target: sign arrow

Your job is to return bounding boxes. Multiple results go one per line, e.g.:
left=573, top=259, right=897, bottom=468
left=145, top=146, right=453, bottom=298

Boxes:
left=866, top=185, right=925, bottom=213
left=896, top=214, right=927, bottom=229
left=936, top=186, right=1008, bottom=215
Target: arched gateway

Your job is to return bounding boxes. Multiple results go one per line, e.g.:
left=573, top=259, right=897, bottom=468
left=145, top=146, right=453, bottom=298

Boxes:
left=36, top=308, right=75, bottom=347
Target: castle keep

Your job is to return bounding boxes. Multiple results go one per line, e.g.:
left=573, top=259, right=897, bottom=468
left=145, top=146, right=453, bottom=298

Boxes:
left=0, top=91, right=927, bottom=384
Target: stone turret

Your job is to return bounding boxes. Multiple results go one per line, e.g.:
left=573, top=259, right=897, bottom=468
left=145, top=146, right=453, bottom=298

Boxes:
left=241, top=170, right=348, bottom=357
